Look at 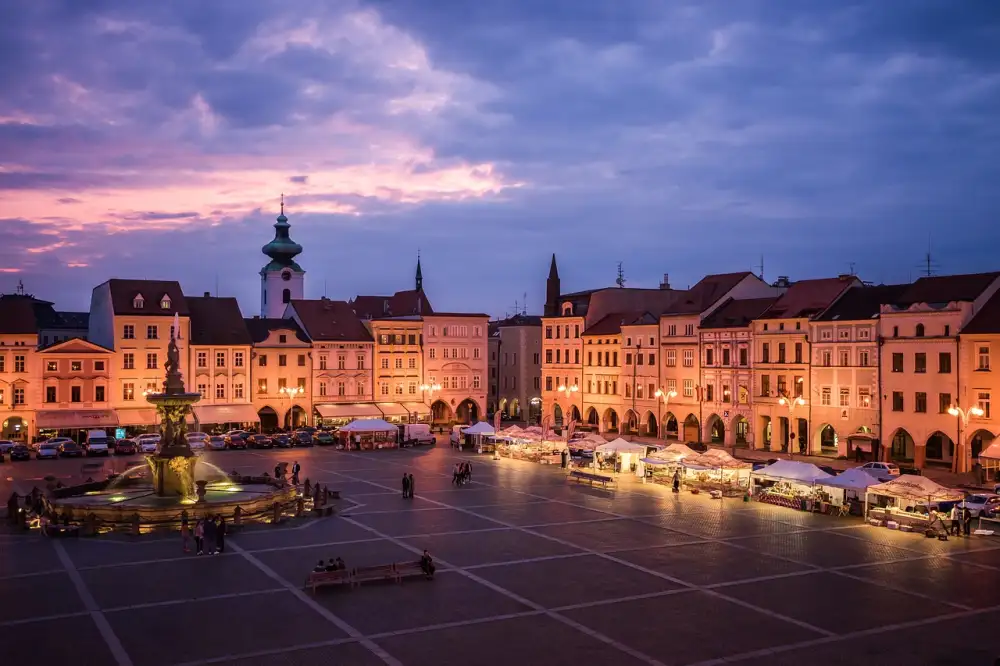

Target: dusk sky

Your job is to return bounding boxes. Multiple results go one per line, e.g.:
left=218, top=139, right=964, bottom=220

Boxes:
left=1, top=1, right=998, bottom=317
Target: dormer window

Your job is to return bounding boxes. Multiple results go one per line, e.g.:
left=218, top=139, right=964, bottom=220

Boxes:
left=562, top=303, right=574, bottom=316
left=133, top=294, right=145, bottom=309
left=160, top=295, right=171, bottom=310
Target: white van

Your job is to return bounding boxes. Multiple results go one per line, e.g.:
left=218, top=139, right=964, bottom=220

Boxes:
left=84, top=430, right=111, bottom=456
left=450, top=425, right=468, bottom=447
left=401, top=424, right=435, bottom=447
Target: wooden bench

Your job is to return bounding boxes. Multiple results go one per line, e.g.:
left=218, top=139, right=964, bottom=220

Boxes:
left=304, top=569, right=351, bottom=593
left=568, top=470, right=614, bottom=488
left=351, top=564, right=399, bottom=586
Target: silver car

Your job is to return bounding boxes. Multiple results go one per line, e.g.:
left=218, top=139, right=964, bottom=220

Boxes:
left=0, top=440, right=15, bottom=455
left=36, top=442, right=61, bottom=459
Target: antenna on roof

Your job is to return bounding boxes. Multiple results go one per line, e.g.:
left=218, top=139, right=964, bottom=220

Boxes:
left=616, top=262, right=626, bottom=288
left=15, top=280, right=25, bottom=296
left=214, top=273, right=219, bottom=297
left=754, top=255, right=764, bottom=281
left=848, top=262, right=856, bottom=276
left=917, top=236, right=939, bottom=277
left=523, top=292, right=528, bottom=316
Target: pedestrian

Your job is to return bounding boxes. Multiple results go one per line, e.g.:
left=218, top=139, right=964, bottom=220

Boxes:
left=216, top=515, right=227, bottom=553
left=180, top=516, right=191, bottom=553
left=419, top=549, right=436, bottom=578
left=452, top=463, right=461, bottom=486
left=949, top=504, right=962, bottom=537
left=963, top=506, right=973, bottom=537
left=672, top=469, right=681, bottom=493
left=204, top=515, right=217, bottom=555
left=464, top=461, right=472, bottom=484
left=407, top=473, right=415, bottom=498
left=314, top=559, right=327, bottom=572
left=401, top=473, right=410, bottom=499
left=291, top=461, right=301, bottom=485
left=194, top=519, right=205, bottom=555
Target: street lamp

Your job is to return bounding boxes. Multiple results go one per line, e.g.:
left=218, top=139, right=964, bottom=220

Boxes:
left=777, top=394, right=806, bottom=454
left=556, top=384, right=577, bottom=429
left=948, top=404, right=985, bottom=474
left=654, top=389, right=677, bottom=440
left=419, top=383, right=441, bottom=425
left=279, top=385, right=304, bottom=429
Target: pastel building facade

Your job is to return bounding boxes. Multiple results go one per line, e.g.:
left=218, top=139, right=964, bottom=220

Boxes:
left=493, top=315, right=543, bottom=423
left=244, top=317, right=313, bottom=430
left=960, top=289, right=1000, bottom=466
left=423, top=314, right=489, bottom=424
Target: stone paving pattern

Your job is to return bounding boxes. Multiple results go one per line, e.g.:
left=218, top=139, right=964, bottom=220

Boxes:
left=3, top=446, right=1000, bottom=666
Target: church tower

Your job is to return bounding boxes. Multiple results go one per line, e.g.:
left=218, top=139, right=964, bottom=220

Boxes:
left=415, top=253, right=423, bottom=292
left=544, top=253, right=560, bottom=316
left=260, top=196, right=305, bottom=318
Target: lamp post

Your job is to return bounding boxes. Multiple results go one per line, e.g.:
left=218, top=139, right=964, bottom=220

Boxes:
left=557, top=383, right=578, bottom=430
left=419, top=383, right=441, bottom=427
left=948, top=404, right=984, bottom=474
left=279, top=385, right=304, bottom=429
left=654, top=389, right=677, bottom=440
left=777, top=393, right=806, bottom=455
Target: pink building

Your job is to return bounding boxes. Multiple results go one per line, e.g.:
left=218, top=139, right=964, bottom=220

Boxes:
left=960, top=290, right=1000, bottom=469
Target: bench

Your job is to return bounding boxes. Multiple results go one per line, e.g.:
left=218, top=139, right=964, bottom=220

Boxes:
left=304, top=569, right=351, bottom=593
left=568, top=470, right=614, bottom=488
left=395, top=560, right=432, bottom=580
left=351, top=564, right=399, bottom=586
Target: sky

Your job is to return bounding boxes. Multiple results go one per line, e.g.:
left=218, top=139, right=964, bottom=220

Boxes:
left=1, top=0, right=999, bottom=318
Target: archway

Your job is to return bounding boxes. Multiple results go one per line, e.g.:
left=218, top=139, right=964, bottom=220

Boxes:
left=706, top=414, right=724, bottom=444
left=644, top=411, right=658, bottom=437
left=510, top=398, right=521, bottom=419
left=758, top=415, right=772, bottom=450
left=664, top=412, right=678, bottom=440
left=457, top=399, right=480, bottom=424
left=969, top=429, right=995, bottom=459
left=602, top=408, right=619, bottom=433
left=733, top=416, right=750, bottom=447
left=818, top=424, right=838, bottom=454
left=431, top=400, right=453, bottom=423
left=257, top=407, right=278, bottom=433
left=683, top=414, right=699, bottom=443
left=888, top=428, right=915, bottom=462
left=569, top=405, right=581, bottom=423
left=623, top=410, right=638, bottom=435
left=498, top=398, right=507, bottom=417
left=2, top=416, right=27, bottom=441
left=925, top=431, right=954, bottom=464
left=284, top=405, right=307, bottom=429
left=528, top=398, right=542, bottom=425
left=586, top=407, right=599, bottom=427
left=553, top=403, right=564, bottom=427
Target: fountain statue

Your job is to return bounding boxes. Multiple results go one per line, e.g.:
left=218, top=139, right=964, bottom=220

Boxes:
left=144, top=313, right=202, bottom=498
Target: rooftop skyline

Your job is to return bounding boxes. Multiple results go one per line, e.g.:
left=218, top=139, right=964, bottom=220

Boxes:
left=1, top=1, right=998, bottom=317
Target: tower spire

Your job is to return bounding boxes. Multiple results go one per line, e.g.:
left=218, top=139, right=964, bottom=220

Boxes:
left=544, top=253, right=561, bottom=317
left=415, top=249, right=423, bottom=292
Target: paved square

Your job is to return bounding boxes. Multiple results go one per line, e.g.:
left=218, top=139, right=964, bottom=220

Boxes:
left=3, top=445, right=1000, bottom=666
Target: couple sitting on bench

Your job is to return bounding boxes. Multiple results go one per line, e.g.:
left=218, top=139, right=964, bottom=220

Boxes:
left=419, top=550, right=436, bottom=578
left=314, top=557, right=346, bottom=573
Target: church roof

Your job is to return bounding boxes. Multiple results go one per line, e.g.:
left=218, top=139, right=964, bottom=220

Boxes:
left=260, top=199, right=303, bottom=271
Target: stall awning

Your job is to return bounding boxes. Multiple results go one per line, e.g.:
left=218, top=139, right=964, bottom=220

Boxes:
left=314, top=403, right=383, bottom=419
left=376, top=403, right=409, bottom=417
left=193, top=404, right=260, bottom=424
left=340, top=418, right=398, bottom=433
left=403, top=402, right=429, bottom=416
left=36, top=409, right=119, bottom=429
left=115, top=409, right=159, bottom=426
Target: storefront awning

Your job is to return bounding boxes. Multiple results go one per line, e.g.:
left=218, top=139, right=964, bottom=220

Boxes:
left=314, top=403, right=383, bottom=419
left=115, top=409, right=159, bottom=426
left=36, top=410, right=119, bottom=429
left=402, top=402, right=429, bottom=416
left=376, top=403, right=409, bottom=417
left=193, top=404, right=260, bottom=424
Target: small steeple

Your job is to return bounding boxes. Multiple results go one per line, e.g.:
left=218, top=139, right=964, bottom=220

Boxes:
left=261, top=195, right=302, bottom=270
left=545, top=253, right=561, bottom=317
left=548, top=253, right=559, bottom=280
left=415, top=250, right=423, bottom=292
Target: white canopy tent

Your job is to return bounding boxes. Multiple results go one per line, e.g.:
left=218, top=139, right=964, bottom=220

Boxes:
left=682, top=449, right=752, bottom=470
left=595, top=438, right=648, bottom=475
left=751, top=460, right=833, bottom=495
left=339, top=418, right=397, bottom=433
left=463, top=421, right=496, bottom=435
left=642, top=443, right=699, bottom=465
left=819, top=467, right=881, bottom=503
left=865, top=475, right=964, bottom=504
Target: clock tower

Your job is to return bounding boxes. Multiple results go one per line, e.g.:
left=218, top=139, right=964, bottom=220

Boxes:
left=260, top=196, right=305, bottom=318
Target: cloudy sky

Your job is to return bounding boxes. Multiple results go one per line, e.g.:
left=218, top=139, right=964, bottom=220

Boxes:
left=1, top=0, right=998, bottom=317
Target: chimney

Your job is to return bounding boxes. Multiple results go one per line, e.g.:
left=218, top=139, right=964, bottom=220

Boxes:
left=659, top=273, right=671, bottom=290
left=772, top=276, right=791, bottom=288
left=203, top=291, right=210, bottom=297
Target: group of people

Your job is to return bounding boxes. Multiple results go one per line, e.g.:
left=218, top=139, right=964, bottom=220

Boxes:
left=452, top=462, right=473, bottom=486
left=948, top=504, right=975, bottom=537
left=181, top=515, right=227, bottom=555
left=401, top=473, right=416, bottom=498
left=314, top=557, right=346, bottom=572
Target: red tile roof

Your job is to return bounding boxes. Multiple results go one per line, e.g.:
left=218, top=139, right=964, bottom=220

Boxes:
left=701, top=297, right=780, bottom=329
left=813, top=284, right=909, bottom=322
left=681, top=272, right=755, bottom=314
left=290, top=299, right=373, bottom=342
left=962, top=288, right=1000, bottom=334
left=759, top=276, right=858, bottom=319
left=352, top=290, right=433, bottom=319
left=583, top=311, right=655, bottom=336
left=186, top=296, right=252, bottom=346
left=894, top=272, right=1000, bottom=306
left=103, top=279, right=188, bottom=316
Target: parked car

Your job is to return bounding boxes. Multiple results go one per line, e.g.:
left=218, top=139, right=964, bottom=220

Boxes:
left=224, top=430, right=248, bottom=443
left=136, top=434, right=161, bottom=453
left=860, top=462, right=900, bottom=477
left=292, top=430, right=314, bottom=447
left=314, top=431, right=334, bottom=446
left=272, top=433, right=292, bottom=448
left=958, top=494, right=1000, bottom=518
left=186, top=432, right=209, bottom=451
left=0, top=440, right=15, bottom=455
left=206, top=435, right=228, bottom=451
left=36, top=441, right=62, bottom=459
left=84, top=430, right=111, bottom=456
left=10, top=444, right=31, bottom=461
left=225, top=434, right=247, bottom=450
left=246, top=434, right=272, bottom=449
left=60, top=441, right=85, bottom=457
left=114, top=438, right=138, bottom=455
left=38, top=437, right=72, bottom=452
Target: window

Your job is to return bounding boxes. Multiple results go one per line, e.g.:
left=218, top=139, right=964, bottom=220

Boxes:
left=892, top=391, right=904, bottom=412
left=429, top=348, right=436, bottom=360
left=839, top=350, right=850, bottom=367
left=123, top=353, right=134, bottom=370
left=473, top=375, right=482, bottom=389
left=146, top=325, right=158, bottom=340
left=839, top=388, right=850, bottom=408
left=612, top=352, right=618, bottom=366
left=777, top=375, right=787, bottom=396
left=778, top=343, right=786, bottom=363
left=739, top=347, right=748, bottom=366
left=978, top=345, right=991, bottom=370
left=133, top=295, right=144, bottom=309
left=684, top=324, right=694, bottom=336
left=392, top=357, right=402, bottom=369
left=666, top=324, right=676, bottom=336
left=356, top=382, right=364, bottom=396
left=534, top=377, right=540, bottom=390
left=915, top=324, right=924, bottom=337
left=624, top=383, right=632, bottom=398
left=408, top=334, right=417, bottom=345
left=408, top=382, right=417, bottom=395
left=682, top=350, right=694, bottom=367
left=858, top=387, right=871, bottom=408
left=892, top=326, right=898, bottom=337
left=555, top=350, right=561, bottom=364
left=795, top=343, right=802, bottom=363
left=278, top=334, right=287, bottom=344
left=859, top=350, right=870, bottom=367
left=474, top=348, right=482, bottom=360
left=704, top=384, right=713, bottom=402
left=821, top=329, right=832, bottom=341
left=722, top=348, right=730, bottom=366
left=545, top=376, right=553, bottom=391
left=196, top=352, right=207, bottom=368
left=318, top=382, right=328, bottom=397
left=533, top=353, right=540, bottom=365
left=545, top=350, right=552, bottom=364
left=94, top=360, right=106, bottom=372
left=216, top=384, right=225, bottom=399
left=357, top=354, right=365, bottom=370
left=915, top=392, right=927, bottom=413
left=46, top=361, right=57, bottom=372
left=146, top=353, right=157, bottom=370
left=545, top=326, right=552, bottom=339
left=407, top=357, right=416, bottom=369
left=159, top=295, right=171, bottom=309
left=123, top=382, right=135, bottom=401
left=666, top=350, right=676, bottom=367
left=683, top=379, right=694, bottom=398
left=944, top=325, right=951, bottom=336
left=443, top=348, right=450, bottom=360
left=978, top=392, right=992, bottom=418
left=278, top=354, right=287, bottom=367
left=666, top=379, right=677, bottom=394
left=820, top=350, right=831, bottom=367
left=794, top=376, right=804, bottom=397
left=257, top=379, right=267, bottom=394
left=859, top=329, right=870, bottom=340
left=12, top=387, right=24, bottom=405
left=294, top=354, right=304, bottom=367
left=45, top=386, right=56, bottom=403
left=761, top=375, right=770, bottom=396
left=0, top=357, right=4, bottom=372
left=234, top=383, right=243, bottom=399
left=278, top=378, right=286, bottom=390
left=297, top=377, right=306, bottom=390
left=914, top=352, right=928, bottom=373
left=197, top=383, right=207, bottom=396
left=14, top=355, right=24, bottom=372
left=821, top=387, right=831, bottom=406
left=891, top=353, right=903, bottom=373
left=395, top=383, right=404, bottom=395
left=939, top=393, right=951, bottom=414
left=761, top=343, right=770, bottom=363
left=123, top=325, right=135, bottom=339
left=705, top=348, right=714, bottom=366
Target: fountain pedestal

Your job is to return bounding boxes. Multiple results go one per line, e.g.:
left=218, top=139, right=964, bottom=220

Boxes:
left=145, top=392, right=202, bottom=499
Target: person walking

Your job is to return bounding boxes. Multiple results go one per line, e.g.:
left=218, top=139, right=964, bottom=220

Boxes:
left=407, top=473, right=415, bottom=499
left=216, top=515, right=227, bottom=553
left=452, top=463, right=461, bottom=486
left=949, top=504, right=962, bottom=537
left=963, top=506, right=973, bottom=537
left=291, top=461, right=301, bottom=485
left=203, top=515, right=217, bottom=555
left=672, top=469, right=681, bottom=493
left=401, top=473, right=410, bottom=499
left=180, top=516, right=192, bottom=553
left=464, top=461, right=472, bottom=484
left=194, top=519, right=205, bottom=555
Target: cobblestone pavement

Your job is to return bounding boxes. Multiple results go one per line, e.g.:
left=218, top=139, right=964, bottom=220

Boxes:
left=3, top=446, right=1000, bottom=666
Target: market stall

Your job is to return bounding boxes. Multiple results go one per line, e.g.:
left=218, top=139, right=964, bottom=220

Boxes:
left=568, top=433, right=607, bottom=459
left=495, top=426, right=567, bottom=464
left=979, top=441, right=1000, bottom=482
left=679, top=449, right=753, bottom=496
left=750, top=460, right=834, bottom=510
left=462, top=421, right=496, bottom=452
left=337, top=419, right=399, bottom=451
left=594, top=438, right=648, bottom=474
left=864, top=475, right=964, bottom=534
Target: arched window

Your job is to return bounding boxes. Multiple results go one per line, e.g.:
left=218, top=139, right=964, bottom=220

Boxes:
left=282, top=288, right=291, bottom=304
left=915, top=323, right=924, bottom=337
